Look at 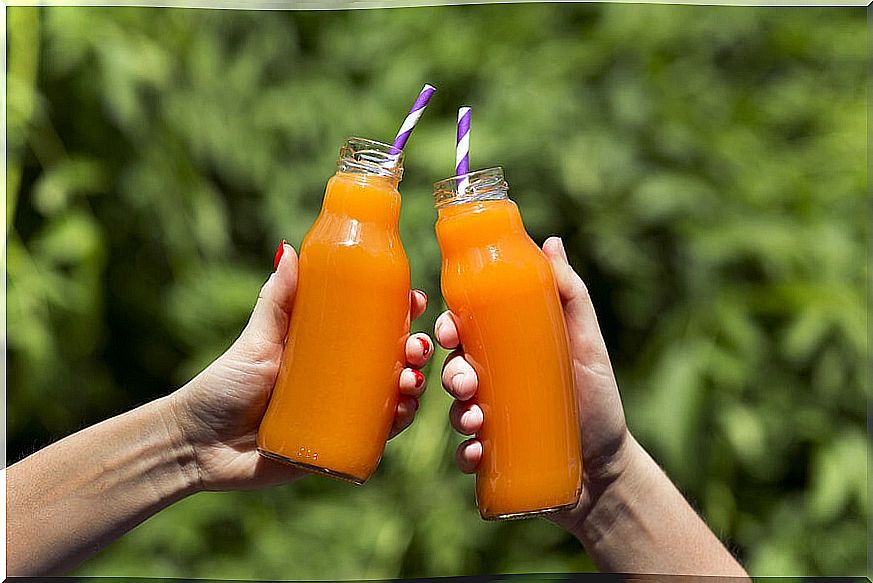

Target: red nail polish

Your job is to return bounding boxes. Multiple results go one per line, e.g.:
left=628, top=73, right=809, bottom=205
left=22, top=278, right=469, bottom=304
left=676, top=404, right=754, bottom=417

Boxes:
left=418, top=290, right=428, bottom=303
left=418, top=336, right=430, bottom=356
left=412, top=369, right=425, bottom=388
left=274, top=239, right=287, bottom=270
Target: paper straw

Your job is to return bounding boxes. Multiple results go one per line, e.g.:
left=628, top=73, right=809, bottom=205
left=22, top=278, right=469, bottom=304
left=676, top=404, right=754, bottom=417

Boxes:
left=391, top=84, right=437, bottom=154
left=456, top=106, right=471, bottom=194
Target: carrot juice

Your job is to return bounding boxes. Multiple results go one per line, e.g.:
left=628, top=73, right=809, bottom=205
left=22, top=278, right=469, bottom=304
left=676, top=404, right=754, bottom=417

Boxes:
left=433, top=167, right=582, bottom=520
left=257, top=138, right=410, bottom=484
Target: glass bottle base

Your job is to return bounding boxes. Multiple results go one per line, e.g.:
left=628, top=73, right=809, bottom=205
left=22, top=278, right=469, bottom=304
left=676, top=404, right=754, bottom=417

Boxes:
left=480, top=499, right=579, bottom=522
left=257, top=448, right=367, bottom=485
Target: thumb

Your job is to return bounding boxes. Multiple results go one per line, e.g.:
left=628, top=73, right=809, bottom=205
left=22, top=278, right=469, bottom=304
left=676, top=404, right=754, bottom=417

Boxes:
left=542, top=237, right=610, bottom=366
left=239, top=242, right=299, bottom=352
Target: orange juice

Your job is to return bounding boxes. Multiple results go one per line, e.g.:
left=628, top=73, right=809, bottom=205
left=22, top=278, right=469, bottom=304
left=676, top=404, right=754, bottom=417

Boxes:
left=257, top=138, right=410, bottom=484
left=433, top=167, right=582, bottom=520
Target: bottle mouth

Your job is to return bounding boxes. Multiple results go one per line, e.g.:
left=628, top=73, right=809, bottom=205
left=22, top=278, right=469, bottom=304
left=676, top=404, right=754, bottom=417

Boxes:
left=338, top=137, right=404, bottom=181
left=433, top=167, right=509, bottom=209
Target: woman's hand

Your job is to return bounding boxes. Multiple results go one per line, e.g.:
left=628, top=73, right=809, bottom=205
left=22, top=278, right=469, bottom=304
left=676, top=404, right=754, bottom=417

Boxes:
left=435, top=236, right=747, bottom=576
left=7, top=241, right=433, bottom=576
left=171, top=241, right=434, bottom=491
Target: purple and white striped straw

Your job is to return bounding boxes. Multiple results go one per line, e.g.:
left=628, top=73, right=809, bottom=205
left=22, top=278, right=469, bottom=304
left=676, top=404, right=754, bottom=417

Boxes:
left=456, top=106, right=472, bottom=194
left=391, top=84, right=437, bottom=154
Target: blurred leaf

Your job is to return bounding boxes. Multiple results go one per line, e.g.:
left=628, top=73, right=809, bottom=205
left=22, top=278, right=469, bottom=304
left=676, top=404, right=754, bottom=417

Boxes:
left=808, top=430, right=870, bottom=521
left=719, top=404, right=766, bottom=470
left=33, top=157, right=109, bottom=216
left=33, top=210, right=103, bottom=266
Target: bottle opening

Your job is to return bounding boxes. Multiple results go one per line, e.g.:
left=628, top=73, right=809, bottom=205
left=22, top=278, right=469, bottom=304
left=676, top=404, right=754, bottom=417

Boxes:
left=338, top=137, right=404, bottom=181
left=433, top=167, right=509, bottom=209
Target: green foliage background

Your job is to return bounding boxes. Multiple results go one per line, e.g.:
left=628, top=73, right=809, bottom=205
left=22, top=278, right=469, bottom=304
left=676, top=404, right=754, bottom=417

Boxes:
left=6, top=4, right=868, bottom=578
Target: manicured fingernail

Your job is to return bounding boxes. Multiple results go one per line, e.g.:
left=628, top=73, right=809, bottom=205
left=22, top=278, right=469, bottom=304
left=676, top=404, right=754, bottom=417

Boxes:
left=418, top=290, right=428, bottom=303
left=412, top=369, right=425, bottom=388
left=274, top=239, right=287, bottom=270
left=452, top=373, right=465, bottom=393
left=460, top=410, right=472, bottom=427
left=418, top=336, right=431, bottom=357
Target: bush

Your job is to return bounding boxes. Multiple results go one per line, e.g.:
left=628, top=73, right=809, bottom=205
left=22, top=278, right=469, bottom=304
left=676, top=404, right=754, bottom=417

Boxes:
left=7, top=5, right=867, bottom=577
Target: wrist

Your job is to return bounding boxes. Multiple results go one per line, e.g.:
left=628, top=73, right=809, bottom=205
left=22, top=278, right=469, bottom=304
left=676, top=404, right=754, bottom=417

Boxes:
left=549, top=430, right=648, bottom=543
left=574, top=435, right=650, bottom=547
left=154, top=393, right=205, bottom=496
left=554, top=433, right=750, bottom=576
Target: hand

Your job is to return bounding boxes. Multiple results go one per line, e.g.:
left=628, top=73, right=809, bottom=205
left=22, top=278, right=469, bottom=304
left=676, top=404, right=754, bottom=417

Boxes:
left=434, top=236, right=634, bottom=530
left=170, top=241, right=433, bottom=491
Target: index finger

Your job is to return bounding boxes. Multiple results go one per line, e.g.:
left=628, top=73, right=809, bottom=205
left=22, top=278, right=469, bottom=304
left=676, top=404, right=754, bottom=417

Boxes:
left=434, top=310, right=461, bottom=349
left=410, top=290, right=427, bottom=322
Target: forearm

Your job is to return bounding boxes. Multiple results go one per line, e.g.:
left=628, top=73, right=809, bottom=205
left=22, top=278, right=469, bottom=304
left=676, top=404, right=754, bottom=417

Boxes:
left=565, top=437, right=748, bottom=576
left=7, top=395, right=200, bottom=575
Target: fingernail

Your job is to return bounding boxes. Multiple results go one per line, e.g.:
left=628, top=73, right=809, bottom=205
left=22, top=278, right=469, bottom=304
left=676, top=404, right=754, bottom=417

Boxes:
left=460, top=410, right=472, bottom=427
left=412, top=369, right=425, bottom=388
left=555, top=237, right=569, bottom=262
left=452, top=373, right=465, bottom=393
left=418, top=336, right=431, bottom=357
left=273, top=239, right=287, bottom=270
left=418, top=290, right=428, bottom=303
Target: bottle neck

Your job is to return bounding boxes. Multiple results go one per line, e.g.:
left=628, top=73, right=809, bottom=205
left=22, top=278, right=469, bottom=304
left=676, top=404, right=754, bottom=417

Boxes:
left=433, top=167, right=508, bottom=209
left=323, top=172, right=401, bottom=225
left=436, top=198, right=527, bottom=252
left=434, top=167, right=524, bottom=250
left=319, top=137, right=403, bottom=225
left=337, top=137, right=404, bottom=182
